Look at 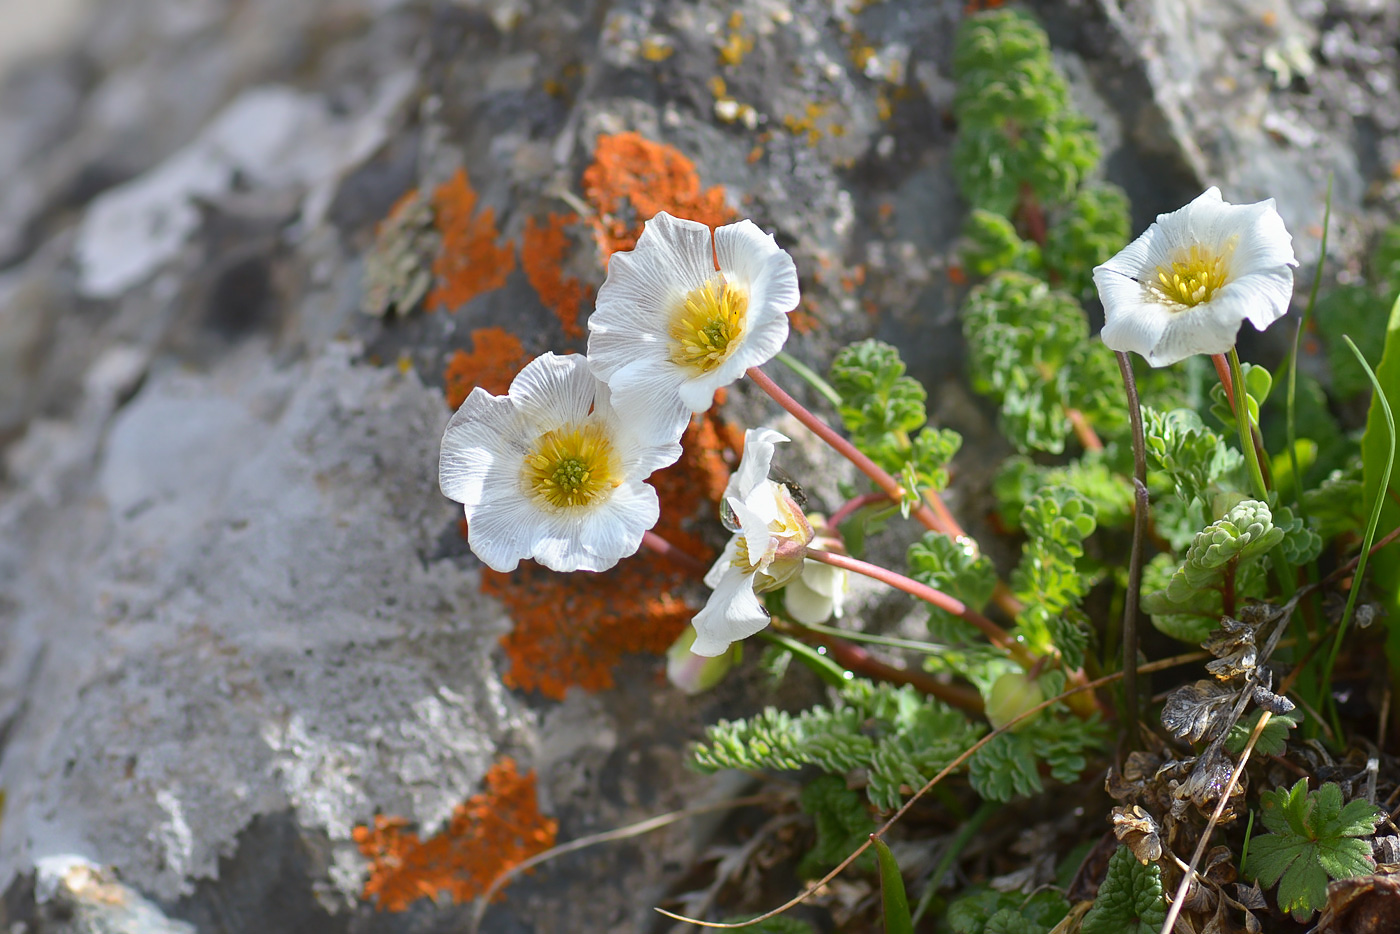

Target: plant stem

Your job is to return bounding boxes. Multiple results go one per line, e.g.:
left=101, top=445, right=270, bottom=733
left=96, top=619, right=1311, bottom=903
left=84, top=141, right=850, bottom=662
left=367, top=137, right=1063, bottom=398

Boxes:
left=1225, top=348, right=1270, bottom=501
left=1066, top=407, right=1104, bottom=452
left=805, top=548, right=1033, bottom=667
left=828, top=492, right=892, bottom=530
left=774, top=351, right=844, bottom=408
left=778, top=620, right=985, bottom=713
left=747, top=365, right=960, bottom=536
left=1115, top=351, right=1147, bottom=749
left=641, top=530, right=708, bottom=574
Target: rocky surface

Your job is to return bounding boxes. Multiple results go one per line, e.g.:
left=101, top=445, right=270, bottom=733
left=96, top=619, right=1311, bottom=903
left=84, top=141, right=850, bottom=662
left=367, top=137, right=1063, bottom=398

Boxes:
left=0, top=0, right=1395, bottom=932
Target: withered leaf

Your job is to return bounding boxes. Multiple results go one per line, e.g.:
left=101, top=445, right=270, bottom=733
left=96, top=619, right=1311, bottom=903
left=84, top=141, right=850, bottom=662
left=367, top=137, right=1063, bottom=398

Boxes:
left=1175, top=748, right=1244, bottom=816
left=1110, top=805, right=1162, bottom=863
left=1251, top=683, right=1296, bottom=715
left=1162, top=680, right=1237, bottom=744
left=1317, top=874, right=1400, bottom=934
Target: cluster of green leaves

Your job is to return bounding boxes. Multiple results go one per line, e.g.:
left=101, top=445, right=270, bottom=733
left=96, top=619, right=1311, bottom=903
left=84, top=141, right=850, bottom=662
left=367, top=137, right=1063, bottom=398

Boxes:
left=1315, top=222, right=1400, bottom=399
left=962, top=272, right=1121, bottom=453
left=692, top=677, right=1100, bottom=810
left=951, top=9, right=1099, bottom=218
left=1244, top=779, right=1381, bottom=919
left=1079, top=846, right=1166, bottom=934
left=798, top=776, right=876, bottom=877
left=1007, top=487, right=1098, bottom=668
left=1141, top=500, right=1281, bottom=642
left=993, top=452, right=1135, bottom=531
left=1142, top=407, right=1242, bottom=505
left=946, top=886, right=1070, bottom=934
left=828, top=340, right=963, bottom=505
left=907, top=532, right=998, bottom=642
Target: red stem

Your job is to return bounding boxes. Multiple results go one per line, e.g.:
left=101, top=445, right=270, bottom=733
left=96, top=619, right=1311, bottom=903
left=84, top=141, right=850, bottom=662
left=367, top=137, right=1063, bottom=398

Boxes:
left=805, top=548, right=1033, bottom=666
left=789, top=624, right=985, bottom=714
left=746, top=366, right=961, bottom=537
left=641, top=530, right=708, bottom=574
left=1066, top=408, right=1103, bottom=452
left=828, top=492, right=890, bottom=530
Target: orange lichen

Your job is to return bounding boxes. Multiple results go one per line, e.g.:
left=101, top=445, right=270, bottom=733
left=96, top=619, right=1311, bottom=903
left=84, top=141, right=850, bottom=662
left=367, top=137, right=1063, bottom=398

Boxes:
left=443, top=328, right=529, bottom=408
left=521, top=213, right=591, bottom=339
left=947, top=264, right=968, bottom=286
left=790, top=305, right=820, bottom=334
left=483, top=413, right=733, bottom=699
left=354, top=757, right=556, bottom=912
left=427, top=169, right=516, bottom=312
left=582, top=132, right=736, bottom=259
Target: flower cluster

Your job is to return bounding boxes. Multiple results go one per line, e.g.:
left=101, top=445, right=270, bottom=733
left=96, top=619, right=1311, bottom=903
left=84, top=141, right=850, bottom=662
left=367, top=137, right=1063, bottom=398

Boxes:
left=440, top=210, right=820, bottom=656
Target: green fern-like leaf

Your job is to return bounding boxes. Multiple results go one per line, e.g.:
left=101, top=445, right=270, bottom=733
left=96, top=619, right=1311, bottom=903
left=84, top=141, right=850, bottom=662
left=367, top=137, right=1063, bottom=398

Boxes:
left=1142, top=407, right=1243, bottom=506
left=798, top=775, right=876, bottom=878
left=1012, top=486, right=1097, bottom=665
left=907, top=532, right=998, bottom=641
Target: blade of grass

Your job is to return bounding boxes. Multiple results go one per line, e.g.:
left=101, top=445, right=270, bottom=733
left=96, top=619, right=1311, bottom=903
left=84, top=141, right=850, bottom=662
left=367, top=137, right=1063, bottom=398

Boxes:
left=1322, top=335, right=1395, bottom=738
left=872, top=836, right=914, bottom=934
left=775, top=350, right=844, bottom=409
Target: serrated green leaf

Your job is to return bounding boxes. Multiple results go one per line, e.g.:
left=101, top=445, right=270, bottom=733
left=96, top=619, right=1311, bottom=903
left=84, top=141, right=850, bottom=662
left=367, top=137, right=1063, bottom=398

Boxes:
left=1226, top=710, right=1300, bottom=757
left=968, top=732, right=1041, bottom=801
left=1080, top=845, right=1166, bottom=934
left=1142, top=406, right=1243, bottom=505
left=1246, top=778, right=1382, bottom=919
left=908, top=533, right=998, bottom=640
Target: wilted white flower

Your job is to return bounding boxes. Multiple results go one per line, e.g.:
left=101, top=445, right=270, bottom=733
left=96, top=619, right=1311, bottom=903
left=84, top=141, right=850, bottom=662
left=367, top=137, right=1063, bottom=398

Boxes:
left=588, top=212, right=801, bottom=439
left=438, top=352, right=681, bottom=573
left=1093, top=187, right=1297, bottom=367
left=691, top=428, right=813, bottom=657
left=783, top=518, right=849, bottom=624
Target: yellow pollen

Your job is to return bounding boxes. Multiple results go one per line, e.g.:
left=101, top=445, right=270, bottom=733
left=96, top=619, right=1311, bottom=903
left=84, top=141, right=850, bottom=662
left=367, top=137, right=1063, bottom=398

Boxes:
left=669, top=276, right=748, bottom=373
left=522, top=422, right=621, bottom=509
left=1148, top=242, right=1234, bottom=309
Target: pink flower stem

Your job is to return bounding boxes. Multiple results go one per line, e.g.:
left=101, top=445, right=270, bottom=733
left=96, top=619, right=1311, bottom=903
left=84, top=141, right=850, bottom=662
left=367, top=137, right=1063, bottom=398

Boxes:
left=805, top=548, right=1034, bottom=667
left=746, top=366, right=962, bottom=537
left=641, top=530, right=708, bottom=575
left=827, top=492, right=891, bottom=530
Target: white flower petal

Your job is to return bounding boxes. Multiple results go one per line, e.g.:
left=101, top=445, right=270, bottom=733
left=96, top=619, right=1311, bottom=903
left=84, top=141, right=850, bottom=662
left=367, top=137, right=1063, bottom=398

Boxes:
left=572, top=482, right=660, bottom=570
left=508, top=352, right=596, bottom=430
left=691, top=565, right=769, bottom=656
left=1140, top=295, right=1252, bottom=366
left=439, top=387, right=520, bottom=506
left=466, top=489, right=547, bottom=572
left=603, top=357, right=693, bottom=442
left=704, top=535, right=744, bottom=589
left=784, top=577, right=833, bottom=625
left=726, top=427, right=789, bottom=503
left=730, top=494, right=775, bottom=566
left=715, top=220, right=801, bottom=322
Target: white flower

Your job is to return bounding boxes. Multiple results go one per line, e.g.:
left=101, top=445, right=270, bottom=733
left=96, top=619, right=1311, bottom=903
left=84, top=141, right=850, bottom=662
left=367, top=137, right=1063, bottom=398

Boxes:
left=691, top=428, right=813, bottom=657
left=587, top=212, right=801, bottom=440
left=1093, top=187, right=1297, bottom=367
left=438, top=352, right=681, bottom=573
left=785, top=560, right=849, bottom=625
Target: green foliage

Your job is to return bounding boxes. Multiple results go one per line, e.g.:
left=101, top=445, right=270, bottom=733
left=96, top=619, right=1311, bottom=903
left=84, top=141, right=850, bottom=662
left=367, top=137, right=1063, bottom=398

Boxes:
left=828, top=340, right=963, bottom=496
left=951, top=10, right=1100, bottom=216
left=693, top=681, right=986, bottom=812
left=1080, top=846, right=1166, bottom=934
left=1360, top=295, right=1400, bottom=688
left=946, top=886, right=1070, bottom=934
left=1012, top=486, right=1097, bottom=667
left=1302, top=460, right=1365, bottom=540
left=1043, top=182, right=1131, bottom=300
left=1225, top=710, right=1300, bottom=756
left=993, top=452, right=1135, bottom=531
left=799, top=776, right=875, bottom=878
left=1316, top=285, right=1388, bottom=400
left=1374, top=223, right=1400, bottom=298
left=1164, top=499, right=1281, bottom=597
left=907, top=532, right=998, bottom=641
left=1245, top=779, right=1381, bottom=919
left=969, top=672, right=1104, bottom=801
left=1274, top=505, right=1323, bottom=565
left=1209, top=361, right=1272, bottom=430
left=1142, top=407, right=1243, bottom=505
left=872, top=837, right=914, bottom=934
left=962, top=209, right=1042, bottom=278
left=963, top=272, right=1112, bottom=453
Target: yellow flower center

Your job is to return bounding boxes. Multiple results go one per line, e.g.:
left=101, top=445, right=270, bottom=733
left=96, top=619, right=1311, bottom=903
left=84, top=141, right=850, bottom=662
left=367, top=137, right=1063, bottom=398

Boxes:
left=523, top=422, right=621, bottom=509
left=1148, top=242, right=1234, bottom=308
left=669, top=276, right=748, bottom=373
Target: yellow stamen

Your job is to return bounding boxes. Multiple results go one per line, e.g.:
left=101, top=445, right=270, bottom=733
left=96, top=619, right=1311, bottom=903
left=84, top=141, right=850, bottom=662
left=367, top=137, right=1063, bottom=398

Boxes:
left=523, top=422, right=621, bottom=509
left=669, top=276, right=748, bottom=373
left=1148, top=242, right=1235, bottom=309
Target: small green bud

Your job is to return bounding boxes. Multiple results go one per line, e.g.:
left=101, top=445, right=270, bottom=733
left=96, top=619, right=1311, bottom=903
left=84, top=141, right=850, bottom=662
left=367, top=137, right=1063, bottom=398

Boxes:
left=985, top=671, right=1046, bottom=731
